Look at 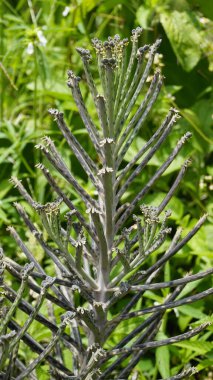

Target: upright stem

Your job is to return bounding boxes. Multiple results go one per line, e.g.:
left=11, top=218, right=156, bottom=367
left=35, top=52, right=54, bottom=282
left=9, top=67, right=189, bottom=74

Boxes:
left=94, top=59, right=117, bottom=306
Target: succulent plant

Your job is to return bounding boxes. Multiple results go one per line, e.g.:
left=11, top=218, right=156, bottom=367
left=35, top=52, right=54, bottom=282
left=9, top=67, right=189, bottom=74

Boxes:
left=0, top=28, right=212, bottom=380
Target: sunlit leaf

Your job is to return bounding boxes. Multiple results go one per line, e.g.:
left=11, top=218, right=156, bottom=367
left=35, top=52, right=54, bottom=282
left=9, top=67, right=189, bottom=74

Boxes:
left=160, top=11, right=202, bottom=71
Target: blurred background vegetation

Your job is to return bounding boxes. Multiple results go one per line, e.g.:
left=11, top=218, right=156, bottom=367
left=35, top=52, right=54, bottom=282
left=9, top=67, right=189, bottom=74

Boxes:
left=0, top=0, right=212, bottom=379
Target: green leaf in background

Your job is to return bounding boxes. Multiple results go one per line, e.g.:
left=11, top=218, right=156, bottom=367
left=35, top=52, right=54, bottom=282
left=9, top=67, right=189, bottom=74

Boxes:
left=136, top=357, right=154, bottom=378
left=178, top=304, right=207, bottom=320
left=81, top=0, right=99, bottom=16
left=156, top=332, right=170, bottom=378
left=174, top=341, right=213, bottom=355
left=36, top=364, right=50, bottom=380
left=182, top=219, right=211, bottom=257
left=180, top=108, right=212, bottom=145
left=190, top=315, right=213, bottom=328
left=136, top=5, right=154, bottom=29
left=145, top=192, right=184, bottom=221
left=160, top=11, right=202, bottom=71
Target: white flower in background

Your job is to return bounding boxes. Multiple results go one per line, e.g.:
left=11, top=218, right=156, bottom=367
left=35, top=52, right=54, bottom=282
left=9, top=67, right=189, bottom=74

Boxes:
left=199, top=17, right=209, bottom=25
left=26, top=42, right=34, bottom=55
left=62, top=6, right=70, bottom=17
left=37, top=30, right=47, bottom=46
left=26, top=28, right=47, bottom=55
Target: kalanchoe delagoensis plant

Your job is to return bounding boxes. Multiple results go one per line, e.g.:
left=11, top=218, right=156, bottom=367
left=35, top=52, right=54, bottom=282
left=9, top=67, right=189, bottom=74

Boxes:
left=0, top=28, right=212, bottom=380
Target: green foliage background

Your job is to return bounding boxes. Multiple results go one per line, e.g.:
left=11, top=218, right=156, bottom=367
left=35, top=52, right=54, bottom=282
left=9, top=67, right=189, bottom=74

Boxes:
left=0, top=0, right=212, bottom=378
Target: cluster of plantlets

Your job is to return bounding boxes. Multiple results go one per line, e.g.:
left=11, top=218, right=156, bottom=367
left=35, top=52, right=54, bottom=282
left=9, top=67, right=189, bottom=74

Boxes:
left=0, top=28, right=212, bottom=380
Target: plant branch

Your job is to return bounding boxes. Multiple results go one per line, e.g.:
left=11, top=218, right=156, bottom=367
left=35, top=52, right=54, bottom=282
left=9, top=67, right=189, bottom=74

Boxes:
left=116, top=133, right=192, bottom=232
left=106, top=322, right=210, bottom=357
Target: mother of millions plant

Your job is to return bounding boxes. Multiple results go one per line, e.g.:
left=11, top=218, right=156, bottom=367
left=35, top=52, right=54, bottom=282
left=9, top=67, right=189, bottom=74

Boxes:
left=0, top=28, right=212, bottom=380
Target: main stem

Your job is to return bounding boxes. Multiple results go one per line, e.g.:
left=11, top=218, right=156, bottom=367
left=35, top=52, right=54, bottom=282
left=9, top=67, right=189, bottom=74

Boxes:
left=96, top=64, right=116, bottom=324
